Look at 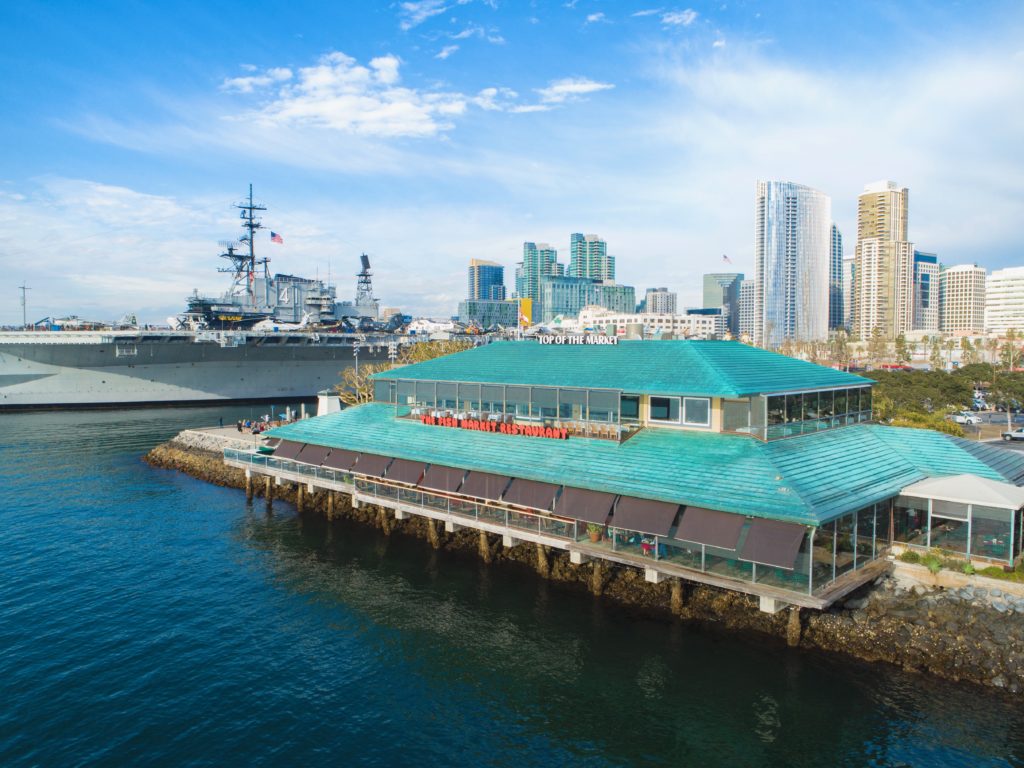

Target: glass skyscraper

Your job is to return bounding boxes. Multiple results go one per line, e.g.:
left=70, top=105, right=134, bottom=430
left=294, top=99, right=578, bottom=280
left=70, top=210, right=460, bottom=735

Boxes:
left=569, top=233, right=615, bottom=281
left=829, top=224, right=844, bottom=330
left=754, top=180, right=831, bottom=348
left=467, top=259, right=506, bottom=301
left=516, top=242, right=563, bottom=322
left=702, top=273, right=744, bottom=335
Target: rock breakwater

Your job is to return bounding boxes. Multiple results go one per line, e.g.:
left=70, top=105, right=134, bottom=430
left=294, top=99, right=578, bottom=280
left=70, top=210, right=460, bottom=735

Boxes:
left=145, top=437, right=1024, bottom=692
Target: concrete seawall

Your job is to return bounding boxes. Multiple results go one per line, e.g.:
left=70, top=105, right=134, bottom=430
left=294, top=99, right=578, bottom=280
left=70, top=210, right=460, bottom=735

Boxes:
left=145, top=429, right=1024, bottom=693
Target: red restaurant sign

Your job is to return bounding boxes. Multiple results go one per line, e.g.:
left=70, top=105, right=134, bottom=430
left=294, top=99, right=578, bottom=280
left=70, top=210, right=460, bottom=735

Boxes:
left=420, top=414, right=569, bottom=440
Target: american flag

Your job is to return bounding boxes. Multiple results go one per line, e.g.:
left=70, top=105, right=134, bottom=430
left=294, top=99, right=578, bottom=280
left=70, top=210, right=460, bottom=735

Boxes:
left=270, top=231, right=284, bottom=244
left=722, top=254, right=732, bottom=264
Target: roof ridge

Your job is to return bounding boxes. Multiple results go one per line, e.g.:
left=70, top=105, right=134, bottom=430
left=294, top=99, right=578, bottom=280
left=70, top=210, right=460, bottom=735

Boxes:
left=688, top=341, right=742, bottom=398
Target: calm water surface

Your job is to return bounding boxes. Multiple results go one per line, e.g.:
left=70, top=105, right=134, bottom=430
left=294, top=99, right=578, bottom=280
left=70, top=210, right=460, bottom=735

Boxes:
left=1, top=406, right=1023, bottom=767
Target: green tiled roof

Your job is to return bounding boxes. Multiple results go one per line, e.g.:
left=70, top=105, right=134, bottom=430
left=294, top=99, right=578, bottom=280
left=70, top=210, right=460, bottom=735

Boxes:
left=373, top=340, right=871, bottom=397
left=267, top=404, right=1024, bottom=527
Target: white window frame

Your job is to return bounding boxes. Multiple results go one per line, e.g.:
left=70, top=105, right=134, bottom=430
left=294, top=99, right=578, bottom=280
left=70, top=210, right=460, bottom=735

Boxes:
left=649, top=395, right=681, bottom=423
left=682, top=397, right=711, bottom=427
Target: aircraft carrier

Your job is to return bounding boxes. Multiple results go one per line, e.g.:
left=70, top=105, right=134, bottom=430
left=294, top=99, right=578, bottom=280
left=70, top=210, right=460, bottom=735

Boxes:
left=0, top=187, right=405, bottom=410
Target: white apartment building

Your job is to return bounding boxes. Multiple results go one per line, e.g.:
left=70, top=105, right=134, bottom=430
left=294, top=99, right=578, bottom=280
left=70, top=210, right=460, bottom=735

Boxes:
left=985, top=267, right=1024, bottom=336
left=939, top=264, right=986, bottom=335
left=577, top=306, right=724, bottom=339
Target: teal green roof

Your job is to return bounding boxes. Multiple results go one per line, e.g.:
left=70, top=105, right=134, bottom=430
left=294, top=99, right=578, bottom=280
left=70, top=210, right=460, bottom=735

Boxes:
left=267, top=404, right=1024, bottom=526
left=373, top=340, right=871, bottom=397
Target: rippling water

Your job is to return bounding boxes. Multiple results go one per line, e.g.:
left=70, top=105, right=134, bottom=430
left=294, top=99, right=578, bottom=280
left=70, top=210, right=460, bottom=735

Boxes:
left=2, top=406, right=1024, bottom=767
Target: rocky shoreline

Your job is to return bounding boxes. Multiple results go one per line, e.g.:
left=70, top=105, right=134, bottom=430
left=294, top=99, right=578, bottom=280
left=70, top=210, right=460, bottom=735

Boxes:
left=146, top=438, right=1024, bottom=692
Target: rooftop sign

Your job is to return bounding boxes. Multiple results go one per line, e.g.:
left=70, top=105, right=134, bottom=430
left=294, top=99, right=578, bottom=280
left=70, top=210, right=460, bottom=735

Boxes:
left=420, top=414, right=569, bottom=440
left=538, top=335, right=618, bottom=345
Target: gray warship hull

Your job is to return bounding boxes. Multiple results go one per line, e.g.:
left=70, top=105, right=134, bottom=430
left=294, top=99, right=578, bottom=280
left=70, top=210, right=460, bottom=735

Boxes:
left=0, top=331, right=393, bottom=410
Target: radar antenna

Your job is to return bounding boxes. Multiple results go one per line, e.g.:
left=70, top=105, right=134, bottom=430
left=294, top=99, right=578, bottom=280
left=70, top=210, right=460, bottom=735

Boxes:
left=356, top=253, right=376, bottom=305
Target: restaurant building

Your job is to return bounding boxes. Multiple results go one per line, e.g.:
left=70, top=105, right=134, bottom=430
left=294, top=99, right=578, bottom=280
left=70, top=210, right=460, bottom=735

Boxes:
left=225, top=340, right=1024, bottom=611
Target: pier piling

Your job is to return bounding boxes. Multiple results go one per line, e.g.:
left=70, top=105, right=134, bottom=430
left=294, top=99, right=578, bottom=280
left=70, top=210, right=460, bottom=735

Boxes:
left=264, top=476, right=273, bottom=501
left=535, top=543, right=550, bottom=578
left=670, top=579, right=686, bottom=615
left=590, top=562, right=605, bottom=596
left=427, top=519, right=441, bottom=549
left=327, top=492, right=335, bottom=521
left=296, top=484, right=305, bottom=512
left=787, top=607, right=803, bottom=647
left=478, top=531, right=493, bottom=563
left=244, top=470, right=253, bottom=501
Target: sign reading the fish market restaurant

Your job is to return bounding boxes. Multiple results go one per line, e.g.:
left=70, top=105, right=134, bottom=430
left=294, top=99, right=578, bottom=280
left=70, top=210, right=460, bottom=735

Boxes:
left=420, top=414, right=569, bottom=440
left=537, top=335, right=618, bottom=345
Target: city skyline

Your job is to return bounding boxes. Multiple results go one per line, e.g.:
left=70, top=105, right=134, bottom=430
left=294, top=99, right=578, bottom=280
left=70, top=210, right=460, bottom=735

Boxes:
left=1, top=1, right=1022, bottom=324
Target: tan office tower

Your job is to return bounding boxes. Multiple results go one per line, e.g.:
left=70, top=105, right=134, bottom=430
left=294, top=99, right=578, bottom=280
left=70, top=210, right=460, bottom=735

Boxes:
left=940, top=264, right=986, bottom=334
left=853, top=181, right=914, bottom=339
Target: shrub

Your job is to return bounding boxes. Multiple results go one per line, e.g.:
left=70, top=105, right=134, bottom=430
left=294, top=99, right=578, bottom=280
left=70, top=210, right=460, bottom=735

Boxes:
left=922, top=554, right=943, bottom=574
left=898, top=550, right=921, bottom=564
left=962, top=562, right=975, bottom=575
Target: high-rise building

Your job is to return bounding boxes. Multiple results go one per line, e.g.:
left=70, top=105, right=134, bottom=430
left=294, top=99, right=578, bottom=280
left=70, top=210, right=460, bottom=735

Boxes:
left=569, top=233, right=615, bottom=281
left=939, top=264, right=986, bottom=334
left=853, top=181, right=914, bottom=340
left=912, top=251, right=939, bottom=333
left=738, top=279, right=756, bottom=340
left=985, top=267, right=1024, bottom=336
left=467, top=259, right=506, bottom=302
left=702, top=273, right=744, bottom=335
left=842, top=257, right=855, bottom=331
left=540, top=276, right=635, bottom=322
left=829, top=224, right=844, bottom=330
left=754, top=180, right=831, bottom=347
left=643, top=287, right=677, bottom=315
left=516, top=242, right=563, bottom=322
left=458, top=299, right=519, bottom=328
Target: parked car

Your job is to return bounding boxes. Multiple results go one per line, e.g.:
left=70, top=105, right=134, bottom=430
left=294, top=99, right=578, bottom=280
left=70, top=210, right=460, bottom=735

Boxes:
left=1002, top=427, right=1024, bottom=441
left=950, top=412, right=982, bottom=425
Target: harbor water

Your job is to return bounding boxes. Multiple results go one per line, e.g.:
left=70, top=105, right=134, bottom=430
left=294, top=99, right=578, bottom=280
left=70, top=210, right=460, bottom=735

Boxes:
left=2, top=407, right=1024, bottom=767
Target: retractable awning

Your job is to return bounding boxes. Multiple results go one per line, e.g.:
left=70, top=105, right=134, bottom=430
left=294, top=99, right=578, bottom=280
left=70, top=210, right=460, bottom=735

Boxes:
left=503, top=478, right=560, bottom=511
left=418, top=465, right=466, bottom=493
left=387, top=458, right=426, bottom=485
left=460, top=471, right=511, bottom=501
left=554, top=486, right=616, bottom=524
left=613, top=497, right=679, bottom=537
left=295, top=443, right=331, bottom=466
left=272, top=440, right=304, bottom=460
left=352, top=453, right=393, bottom=478
left=322, top=449, right=358, bottom=470
left=739, top=518, right=807, bottom=570
left=674, top=506, right=745, bottom=550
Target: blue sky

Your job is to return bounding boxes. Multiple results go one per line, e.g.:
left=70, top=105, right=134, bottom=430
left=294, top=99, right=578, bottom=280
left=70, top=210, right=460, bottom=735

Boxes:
left=1, top=0, right=1022, bottom=324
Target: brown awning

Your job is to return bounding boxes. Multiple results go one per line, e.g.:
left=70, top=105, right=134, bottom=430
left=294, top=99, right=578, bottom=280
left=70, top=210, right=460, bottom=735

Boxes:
left=272, top=440, right=304, bottom=460
left=263, top=437, right=281, bottom=448
left=322, top=449, right=358, bottom=470
left=459, top=471, right=511, bottom=501
left=419, top=465, right=466, bottom=493
left=613, top=496, right=679, bottom=537
left=503, top=478, right=560, bottom=511
left=352, top=453, right=392, bottom=478
left=295, top=443, right=331, bottom=466
left=387, top=459, right=426, bottom=485
left=674, top=506, right=745, bottom=550
left=738, top=518, right=807, bottom=570
left=554, top=486, right=615, bottom=524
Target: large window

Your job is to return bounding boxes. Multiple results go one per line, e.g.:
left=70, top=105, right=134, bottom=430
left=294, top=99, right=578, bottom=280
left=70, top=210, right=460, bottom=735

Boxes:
left=764, top=387, right=874, bottom=439
left=588, top=389, right=619, bottom=422
left=374, top=379, right=395, bottom=403
left=650, top=396, right=680, bottom=422
left=683, top=397, right=710, bottom=426
left=621, top=395, right=641, bottom=422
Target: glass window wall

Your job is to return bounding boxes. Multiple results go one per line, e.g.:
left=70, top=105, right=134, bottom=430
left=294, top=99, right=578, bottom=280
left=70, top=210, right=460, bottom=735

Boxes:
left=506, top=386, right=530, bottom=418
left=588, top=390, right=619, bottom=422
left=415, top=381, right=436, bottom=409
left=436, top=382, right=457, bottom=410
left=531, top=387, right=557, bottom=420
left=722, top=399, right=751, bottom=432
left=621, top=395, right=641, bottom=422
left=683, top=397, right=710, bottom=426
left=374, top=380, right=394, bottom=403
left=764, top=387, right=875, bottom=440
left=458, top=383, right=481, bottom=413
left=397, top=380, right=415, bottom=406
left=650, top=396, right=680, bottom=422
left=972, top=505, right=1013, bottom=562
left=481, top=384, right=504, bottom=414
left=558, top=389, right=587, bottom=421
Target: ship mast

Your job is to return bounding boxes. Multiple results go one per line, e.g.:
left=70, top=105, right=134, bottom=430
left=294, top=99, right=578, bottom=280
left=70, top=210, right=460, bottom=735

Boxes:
left=235, top=184, right=269, bottom=305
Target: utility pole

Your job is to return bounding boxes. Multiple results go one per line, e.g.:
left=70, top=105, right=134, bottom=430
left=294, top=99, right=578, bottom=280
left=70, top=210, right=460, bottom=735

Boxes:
left=19, top=282, right=30, bottom=330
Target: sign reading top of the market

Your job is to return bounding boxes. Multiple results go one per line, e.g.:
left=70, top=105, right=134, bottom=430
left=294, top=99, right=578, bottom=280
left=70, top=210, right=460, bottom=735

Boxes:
left=420, top=414, right=569, bottom=440
left=537, top=335, right=618, bottom=345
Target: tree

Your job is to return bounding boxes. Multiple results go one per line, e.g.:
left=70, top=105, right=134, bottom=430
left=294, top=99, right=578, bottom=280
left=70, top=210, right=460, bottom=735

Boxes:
left=335, top=362, right=391, bottom=407
left=866, top=327, right=888, bottom=367
left=894, top=334, right=910, bottom=365
left=395, top=339, right=473, bottom=365
left=829, top=330, right=852, bottom=370
left=929, top=336, right=943, bottom=371
left=959, top=336, right=977, bottom=366
left=992, top=330, right=1024, bottom=430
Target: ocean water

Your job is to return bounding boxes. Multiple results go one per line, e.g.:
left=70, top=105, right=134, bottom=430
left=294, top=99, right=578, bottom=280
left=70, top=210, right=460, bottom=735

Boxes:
left=1, top=406, right=1023, bottom=767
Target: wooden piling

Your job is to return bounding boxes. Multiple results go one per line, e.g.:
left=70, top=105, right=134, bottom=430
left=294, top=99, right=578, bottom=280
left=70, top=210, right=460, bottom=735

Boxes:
left=327, top=491, right=335, bottom=521
left=427, top=519, right=441, bottom=549
left=264, top=475, right=273, bottom=501
left=787, top=607, right=803, bottom=647
left=670, top=579, right=685, bottom=615
left=296, top=484, right=305, bottom=512
left=590, top=561, right=605, bottom=595
left=478, top=531, right=493, bottom=563
left=535, top=543, right=550, bottom=578
left=245, top=472, right=253, bottom=501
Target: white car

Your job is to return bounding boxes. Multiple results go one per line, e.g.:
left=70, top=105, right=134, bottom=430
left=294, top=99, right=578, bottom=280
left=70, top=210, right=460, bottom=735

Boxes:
left=950, top=412, right=982, bottom=425
left=1003, top=427, right=1024, bottom=441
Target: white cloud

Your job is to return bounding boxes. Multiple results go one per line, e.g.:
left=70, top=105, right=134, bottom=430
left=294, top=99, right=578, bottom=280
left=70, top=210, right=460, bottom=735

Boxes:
left=241, top=52, right=466, bottom=137
left=399, top=0, right=449, bottom=30
left=586, top=12, right=607, bottom=24
left=452, top=24, right=484, bottom=39
left=435, top=44, right=459, bottom=59
left=536, top=77, right=615, bottom=104
left=632, top=8, right=662, bottom=17
left=663, top=9, right=698, bottom=26
left=713, top=39, right=725, bottom=48
left=220, top=67, right=292, bottom=94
